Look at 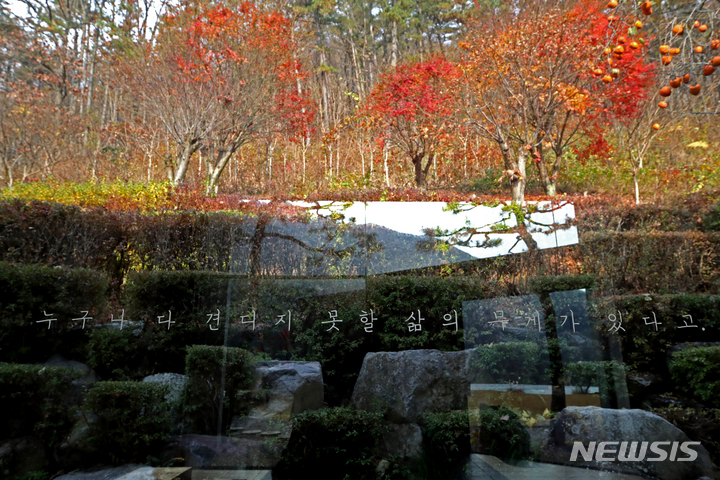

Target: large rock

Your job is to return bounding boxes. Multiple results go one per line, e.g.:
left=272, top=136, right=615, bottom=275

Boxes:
left=161, top=434, right=285, bottom=469
left=143, top=373, right=188, bottom=405
left=57, top=411, right=98, bottom=468
left=540, top=406, right=716, bottom=480
left=44, top=354, right=98, bottom=403
left=50, top=464, right=144, bottom=480
left=383, top=423, right=423, bottom=458
left=0, top=436, right=48, bottom=476
left=251, top=361, right=323, bottom=419
left=352, top=349, right=475, bottom=423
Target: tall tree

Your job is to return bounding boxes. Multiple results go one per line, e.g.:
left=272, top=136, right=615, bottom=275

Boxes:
left=362, top=55, right=460, bottom=187
left=461, top=0, right=655, bottom=202
left=124, top=2, right=313, bottom=191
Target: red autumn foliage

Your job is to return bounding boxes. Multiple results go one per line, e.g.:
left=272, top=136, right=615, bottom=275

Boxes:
left=361, top=55, right=462, bottom=188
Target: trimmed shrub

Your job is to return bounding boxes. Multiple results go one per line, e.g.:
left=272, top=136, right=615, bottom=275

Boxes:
left=474, top=342, right=550, bottom=384
left=653, top=406, right=720, bottom=466
left=86, top=327, right=149, bottom=380
left=419, top=410, right=470, bottom=478
left=564, top=360, right=627, bottom=407
left=367, top=275, right=489, bottom=352
left=0, top=363, right=81, bottom=445
left=182, top=345, right=254, bottom=434
left=274, top=407, right=387, bottom=480
left=528, top=274, right=597, bottom=297
left=124, top=270, right=248, bottom=372
left=0, top=262, right=109, bottom=363
left=670, top=346, right=720, bottom=405
left=579, top=232, right=720, bottom=295
left=85, top=381, right=171, bottom=462
left=0, top=199, right=127, bottom=278
left=475, top=406, right=530, bottom=461
left=601, top=294, right=720, bottom=375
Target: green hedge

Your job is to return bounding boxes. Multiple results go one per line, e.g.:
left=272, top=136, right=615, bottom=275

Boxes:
left=419, top=410, right=470, bottom=478
left=564, top=361, right=627, bottom=407
left=670, top=346, right=720, bottom=405
left=0, top=363, right=81, bottom=445
left=274, top=407, right=388, bottom=480
left=474, top=406, right=529, bottom=461
left=85, top=381, right=171, bottom=462
left=0, top=262, right=109, bottom=363
left=124, top=270, right=250, bottom=372
left=599, top=294, right=720, bottom=375
left=474, top=342, right=550, bottom=384
left=0, top=200, right=126, bottom=278
left=579, top=232, right=720, bottom=295
left=182, top=345, right=255, bottom=434
left=86, top=327, right=150, bottom=380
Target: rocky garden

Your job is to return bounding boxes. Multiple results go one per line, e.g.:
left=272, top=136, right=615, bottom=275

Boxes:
left=1, top=194, right=720, bottom=480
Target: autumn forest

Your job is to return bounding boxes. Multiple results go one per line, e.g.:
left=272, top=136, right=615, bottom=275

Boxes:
left=1, top=0, right=720, bottom=204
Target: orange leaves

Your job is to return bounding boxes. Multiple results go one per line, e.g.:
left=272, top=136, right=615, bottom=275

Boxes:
left=556, top=83, right=591, bottom=114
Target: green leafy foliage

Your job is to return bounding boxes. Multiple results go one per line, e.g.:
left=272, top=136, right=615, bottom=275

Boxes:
left=474, top=406, right=530, bottom=461
left=85, top=381, right=171, bottom=463
left=670, top=346, right=720, bottom=405
left=564, top=361, right=627, bottom=407
left=653, top=406, right=720, bottom=466
left=474, top=342, right=550, bottom=384
left=124, top=270, right=246, bottom=372
left=580, top=232, right=720, bottom=295
left=419, top=410, right=470, bottom=478
left=606, top=294, right=720, bottom=375
left=0, top=262, right=109, bottom=363
left=182, top=345, right=254, bottom=434
left=0, top=199, right=127, bottom=279
left=0, top=363, right=81, bottom=445
left=86, top=327, right=149, bottom=380
left=274, top=407, right=387, bottom=480
left=1, top=180, right=173, bottom=210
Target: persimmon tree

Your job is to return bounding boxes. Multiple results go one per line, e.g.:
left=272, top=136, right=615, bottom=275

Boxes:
left=124, top=2, right=313, bottom=192
left=590, top=0, right=719, bottom=202
left=460, top=1, right=655, bottom=202
left=361, top=55, right=461, bottom=188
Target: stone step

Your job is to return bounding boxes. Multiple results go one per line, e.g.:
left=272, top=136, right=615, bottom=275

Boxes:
left=116, top=467, right=192, bottom=480
left=192, top=470, right=272, bottom=480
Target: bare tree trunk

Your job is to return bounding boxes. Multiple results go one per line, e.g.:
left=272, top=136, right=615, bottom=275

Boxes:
left=391, top=20, right=399, bottom=68
left=207, top=148, right=235, bottom=195
left=384, top=144, right=390, bottom=187
left=173, top=136, right=198, bottom=185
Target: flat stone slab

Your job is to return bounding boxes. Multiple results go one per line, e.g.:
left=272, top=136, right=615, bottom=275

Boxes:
left=468, top=454, right=646, bottom=480
left=116, top=467, right=191, bottom=480
left=54, top=466, right=190, bottom=480
left=161, top=434, right=286, bottom=469
left=192, top=471, right=271, bottom=480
